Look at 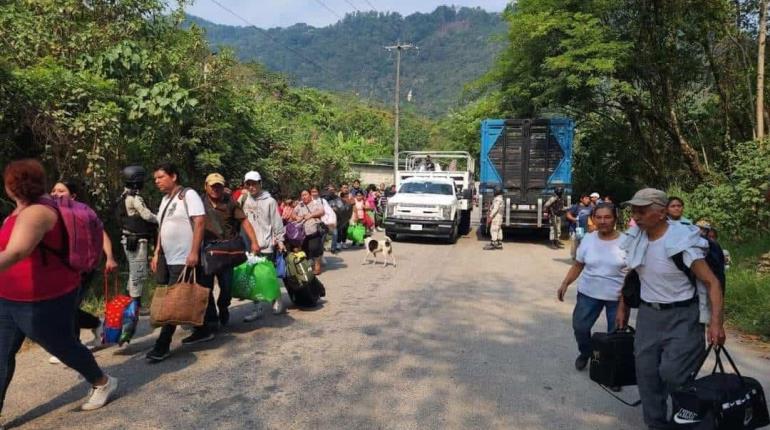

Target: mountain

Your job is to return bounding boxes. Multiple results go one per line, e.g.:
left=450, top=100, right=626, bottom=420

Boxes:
left=187, top=6, right=507, bottom=117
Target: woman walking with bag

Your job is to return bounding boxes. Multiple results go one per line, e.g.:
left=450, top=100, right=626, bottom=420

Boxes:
left=0, top=160, right=118, bottom=421
left=292, top=189, right=325, bottom=275
left=46, top=180, right=118, bottom=363
left=557, top=204, right=626, bottom=374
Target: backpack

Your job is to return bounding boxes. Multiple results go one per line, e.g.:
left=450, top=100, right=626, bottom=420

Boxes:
left=320, top=198, right=337, bottom=226
left=673, top=237, right=727, bottom=292
left=622, top=238, right=726, bottom=309
left=40, top=196, right=104, bottom=273
left=285, top=251, right=315, bottom=286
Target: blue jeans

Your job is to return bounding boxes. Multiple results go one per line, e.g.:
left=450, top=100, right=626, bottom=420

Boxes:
left=0, top=289, right=104, bottom=413
left=572, top=292, right=619, bottom=358
left=330, top=227, right=339, bottom=252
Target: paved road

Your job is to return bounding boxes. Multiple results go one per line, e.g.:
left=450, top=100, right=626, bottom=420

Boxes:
left=4, top=226, right=770, bottom=429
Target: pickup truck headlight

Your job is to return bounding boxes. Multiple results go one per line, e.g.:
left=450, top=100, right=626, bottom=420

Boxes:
left=387, top=203, right=397, bottom=217
left=441, top=205, right=453, bottom=220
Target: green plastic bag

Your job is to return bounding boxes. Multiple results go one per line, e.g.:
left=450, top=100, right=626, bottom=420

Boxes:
left=232, top=260, right=281, bottom=302
left=347, top=223, right=365, bottom=244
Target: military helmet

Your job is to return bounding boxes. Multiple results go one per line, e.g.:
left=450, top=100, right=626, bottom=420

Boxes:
left=121, top=165, right=146, bottom=185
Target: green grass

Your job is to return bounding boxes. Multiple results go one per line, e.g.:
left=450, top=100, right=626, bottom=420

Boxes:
left=723, top=236, right=770, bottom=339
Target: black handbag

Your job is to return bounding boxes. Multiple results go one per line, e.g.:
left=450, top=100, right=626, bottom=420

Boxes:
left=621, top=270, right=641, bottom=308
left=671, top=345, right=770, bottom=429
left=202, top=237, right=247, bottom=275
left=155, top=249, right=169, bottom=285
left=590, top=326, right=638, bottom=387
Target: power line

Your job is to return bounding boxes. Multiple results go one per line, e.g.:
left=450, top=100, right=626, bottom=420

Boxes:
left=361, top=0, right=377, bottom=11
left=207, top=0, right=337, bottom=78
left=312, top=0, right=343, bottom=20
left=342, top=0, right=361, bottom=13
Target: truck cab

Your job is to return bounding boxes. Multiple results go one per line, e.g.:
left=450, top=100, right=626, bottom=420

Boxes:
left=384, top=151, right=474, bottom=243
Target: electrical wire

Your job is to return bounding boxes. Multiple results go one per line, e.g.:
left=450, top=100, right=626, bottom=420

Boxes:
left=312, top=0, right=343, bottom=20
left=207, top=0, right=337, bottom=78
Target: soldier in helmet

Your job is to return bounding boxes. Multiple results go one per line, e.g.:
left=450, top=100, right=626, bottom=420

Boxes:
left=544, top=187, right=566, bottom=249
left=484, top=188, right=504, bottom=250
left=117, top=165, right=157, bottom=308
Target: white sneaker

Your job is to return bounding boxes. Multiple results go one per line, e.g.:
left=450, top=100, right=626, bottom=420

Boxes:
left=81, top=375, right=118, bottom=411
left=243, top=303, right=264, bottom=322
left=48, top=355, right=62, bottom=364
left=89, top=325, right=103, bottom=348
left=272, top=299, right=284, bottom=315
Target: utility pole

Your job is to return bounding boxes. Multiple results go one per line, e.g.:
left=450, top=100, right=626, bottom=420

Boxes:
left=758, top=0, right=768, bottom=143
left=385, top=42, right=416, bottom=179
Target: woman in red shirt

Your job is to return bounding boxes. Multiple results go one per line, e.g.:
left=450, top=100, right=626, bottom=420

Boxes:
left=0, top=160, right=118, bottom=420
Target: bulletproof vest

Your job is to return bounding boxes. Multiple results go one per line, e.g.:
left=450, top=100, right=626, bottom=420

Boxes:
left=116, top=192, right=156, bottom=237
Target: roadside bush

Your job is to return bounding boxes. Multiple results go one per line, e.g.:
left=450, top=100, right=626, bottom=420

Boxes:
left=673, top=140, right=770, bottom=241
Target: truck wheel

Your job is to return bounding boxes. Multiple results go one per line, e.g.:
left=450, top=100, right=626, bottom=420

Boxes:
left=447, top=224, right=459, bottom=244
left=385, top=230, right=398, bottom=241
left=458, top=210, right=471, bottom=236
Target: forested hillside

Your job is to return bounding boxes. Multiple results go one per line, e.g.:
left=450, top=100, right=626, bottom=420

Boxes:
left=187, top=6, right=506, bottom=117
left=0, top=0, right=434, bottom=215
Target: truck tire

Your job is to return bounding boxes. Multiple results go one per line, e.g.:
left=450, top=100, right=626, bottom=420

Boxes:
left=385, top=230, right=398, bottom=241
left=458, top=210, right=471, bottom=236
left=447, top=223, right=459, bottom=244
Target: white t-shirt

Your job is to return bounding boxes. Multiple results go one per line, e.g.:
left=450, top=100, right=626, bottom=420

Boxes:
left=576, top=232, right=626, bottom=301
left=636, top=229, right=698, bottom=303
left=158, top=189, right=205, bottom=265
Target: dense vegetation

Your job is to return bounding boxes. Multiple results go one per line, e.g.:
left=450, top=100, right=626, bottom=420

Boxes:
left=188, top=6, right=507, bottom=118
left=452, top=0, right=770, bottom=337
left=0, top=0, right=434, bottom=215
left=446, top=0, right=770, bottom=234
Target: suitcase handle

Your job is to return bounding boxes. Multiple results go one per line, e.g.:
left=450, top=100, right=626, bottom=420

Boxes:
left=613, top=325, right=635, bottom=334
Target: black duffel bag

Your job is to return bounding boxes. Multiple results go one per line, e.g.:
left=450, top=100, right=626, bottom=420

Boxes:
left=671, top=344, right=770, bottom=429
left=590, top=326, right=638, bottom=388
left=202, top=237, right=247, bottom=276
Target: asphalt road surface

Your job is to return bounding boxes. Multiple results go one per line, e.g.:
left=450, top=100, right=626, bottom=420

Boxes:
left=4, top=225, right=770, bottom=429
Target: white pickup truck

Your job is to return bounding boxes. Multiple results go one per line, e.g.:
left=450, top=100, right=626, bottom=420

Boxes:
left=383, top=151, right=474, bottom=243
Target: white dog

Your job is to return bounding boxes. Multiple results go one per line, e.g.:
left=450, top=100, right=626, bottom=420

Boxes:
left=362, top=236, right=396, bottom=267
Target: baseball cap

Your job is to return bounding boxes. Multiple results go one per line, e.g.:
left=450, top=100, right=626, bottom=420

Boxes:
left=244, top=171, right=262, bottom=183
left=695, top=219, right=712, bottom=230
left=205, top=173, right=225, bottom=186
left=622, top=188, right=668, bottom=207
left=590, top=192, right=600, bottom=198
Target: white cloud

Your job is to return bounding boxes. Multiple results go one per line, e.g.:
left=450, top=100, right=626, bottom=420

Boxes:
left=186, top=0, right=508, bottom=28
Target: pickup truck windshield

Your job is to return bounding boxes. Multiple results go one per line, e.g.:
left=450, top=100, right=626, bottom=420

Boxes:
left=399, top=182, right=454, bottom=195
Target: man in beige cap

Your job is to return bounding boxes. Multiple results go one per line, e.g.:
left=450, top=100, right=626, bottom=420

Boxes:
left=616, top=188, right=725, bottom=429
left=200, top=173, right=260, bottom=327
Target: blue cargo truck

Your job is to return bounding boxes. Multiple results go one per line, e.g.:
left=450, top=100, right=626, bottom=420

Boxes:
left=479, top=118, right=575, bottom=232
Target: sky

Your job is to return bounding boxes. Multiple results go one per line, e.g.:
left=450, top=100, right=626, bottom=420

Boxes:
left=186, top=0, right=509, bottom=28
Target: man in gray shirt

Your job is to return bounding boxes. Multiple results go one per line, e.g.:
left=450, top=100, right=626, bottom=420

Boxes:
left=616, top=188, right=725, bottom=429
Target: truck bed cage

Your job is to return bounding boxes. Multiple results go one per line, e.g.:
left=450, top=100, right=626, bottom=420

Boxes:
left=398, top=151, right=475, bottom=175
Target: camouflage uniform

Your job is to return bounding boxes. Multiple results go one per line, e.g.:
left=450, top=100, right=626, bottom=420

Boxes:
left=485, top=194, right=504, bottom=250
